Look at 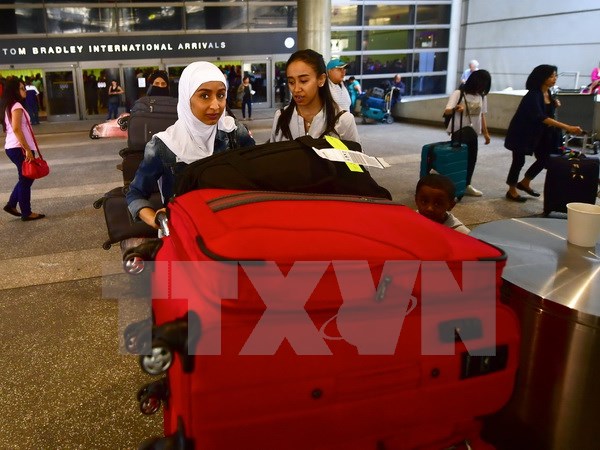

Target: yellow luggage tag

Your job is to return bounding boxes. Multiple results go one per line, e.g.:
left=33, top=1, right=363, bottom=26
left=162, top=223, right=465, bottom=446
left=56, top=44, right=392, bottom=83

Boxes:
left=324, top=135, right=363, bottom=172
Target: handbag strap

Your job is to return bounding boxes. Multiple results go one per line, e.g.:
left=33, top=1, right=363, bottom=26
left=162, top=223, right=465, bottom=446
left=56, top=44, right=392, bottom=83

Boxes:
left=450, top=91, right=464, bottom=145
left=23, top=113, right=44, bottom=160
left=462, top=92, right=473, bottom=126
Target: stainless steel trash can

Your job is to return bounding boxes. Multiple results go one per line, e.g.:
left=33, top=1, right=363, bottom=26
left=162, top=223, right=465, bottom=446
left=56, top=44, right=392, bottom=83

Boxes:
left=471, top=218, right=600, bottom=450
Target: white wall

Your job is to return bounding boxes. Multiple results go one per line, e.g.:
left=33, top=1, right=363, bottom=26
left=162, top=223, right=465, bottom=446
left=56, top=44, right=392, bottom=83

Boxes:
left=459, top=0, right=600, bottom=91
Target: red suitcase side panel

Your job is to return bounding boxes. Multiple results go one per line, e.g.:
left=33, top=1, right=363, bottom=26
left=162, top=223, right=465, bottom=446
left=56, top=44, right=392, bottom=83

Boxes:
left=144, top=189, right=517, bottom=449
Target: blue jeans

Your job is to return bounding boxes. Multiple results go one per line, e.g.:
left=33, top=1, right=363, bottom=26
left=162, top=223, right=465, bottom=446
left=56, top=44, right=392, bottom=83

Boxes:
left=107, top=101, right=119, bottom=120
left=5, top=147, right=34, bottom=217
left=241, top=98, right=252, bottom=118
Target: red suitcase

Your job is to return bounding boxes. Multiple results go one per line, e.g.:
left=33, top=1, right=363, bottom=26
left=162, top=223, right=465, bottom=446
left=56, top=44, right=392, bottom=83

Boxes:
left=133, top=189, right=519, bottom=450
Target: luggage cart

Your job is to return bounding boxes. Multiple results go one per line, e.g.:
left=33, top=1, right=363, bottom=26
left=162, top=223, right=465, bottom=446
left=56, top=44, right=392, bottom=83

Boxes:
left=556, top=92, right=600, bottom=153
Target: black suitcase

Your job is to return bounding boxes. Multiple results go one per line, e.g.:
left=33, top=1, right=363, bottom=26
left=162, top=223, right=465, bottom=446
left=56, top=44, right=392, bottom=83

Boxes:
left=118, top=147, right=145, bottom=186
left=543, top=154, right=599, bottom=216
left=175, top=135, right=392, bottom=200
left=93, top=186, right=162, bottom=250
left=127, top=96, right=178, bottom=151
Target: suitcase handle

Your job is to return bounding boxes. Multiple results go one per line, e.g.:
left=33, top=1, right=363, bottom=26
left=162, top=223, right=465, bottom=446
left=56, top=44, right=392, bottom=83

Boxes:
left=155, top=210, right=170, bottom=236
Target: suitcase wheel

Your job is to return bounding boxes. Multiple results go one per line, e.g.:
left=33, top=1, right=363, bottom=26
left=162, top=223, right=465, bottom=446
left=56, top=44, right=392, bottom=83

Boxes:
left=137, top=377, right=169, bottom=415
left=102, top=241, right=112, bottom=250
left=117, top=116, right=129, bottom=130
left=140, top=340, right=173, bottom=375
left=384, top=114, right=394, bottom=124
left=89, top=125, right=100, bottom=140
left=138, top=417, right=190, bottom=450
left=122, top=239, right=163, bottom=272
left=92, top=198, right=104, bottom=209
left=139, top=393, right=161, bottom=415
left=123, top=253, right=146, bottom=275
left=124, top=319, right=152, bottom=354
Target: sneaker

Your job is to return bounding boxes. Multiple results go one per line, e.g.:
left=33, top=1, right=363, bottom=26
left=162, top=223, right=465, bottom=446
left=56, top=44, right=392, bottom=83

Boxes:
left=465, top=185, right=483, bottom=197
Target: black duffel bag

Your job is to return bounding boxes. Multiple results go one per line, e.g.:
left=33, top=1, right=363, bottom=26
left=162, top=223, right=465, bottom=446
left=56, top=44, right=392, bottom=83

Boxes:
left=175, top=135, right=392, bottom=200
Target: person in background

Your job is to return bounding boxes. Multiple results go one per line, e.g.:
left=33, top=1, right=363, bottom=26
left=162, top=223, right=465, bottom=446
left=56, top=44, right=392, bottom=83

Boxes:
left=443, top=69, right=492, bottom=197
left=276, top=72, right=287, bottom=103
left=415, top=173, right=470, bottom=234
left=460, top=59, right=479, bottom=86
left=1, top=77, right=45, bottom=221
left=127, top=61, right=255, bottom=229
left=237, top=75, right=253, bottom=120
left=270, top=49, right=359, bottom=143
left=326, top=58, right=351, bottom=111
left=585, top=61, right=600, bottom=94
left=389, top=73, right=406, bottom=109
left=504, top=64, right=583, bottom=202
left=24, top=77, right=40, bottom=125
left=347, top=76, right=362, bottom=114
left=84, top=73, right=99, bottom=114
left=146, top=70, right=170, bottom=97
left=32, top=73, right=44, bottom=111
left=106, top=79, right=124, bottom=119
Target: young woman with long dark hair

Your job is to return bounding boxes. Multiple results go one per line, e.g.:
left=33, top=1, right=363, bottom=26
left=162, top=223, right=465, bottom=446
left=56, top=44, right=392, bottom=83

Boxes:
left=504, top=65, right=583, bottom=202
left=270, top=49, right=359, bottom=142
left=1, top=76, right=45, bottom=221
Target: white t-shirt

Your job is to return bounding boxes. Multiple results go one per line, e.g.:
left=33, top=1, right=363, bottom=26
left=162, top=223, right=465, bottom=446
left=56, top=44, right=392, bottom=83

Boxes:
left=25, top=85, right=39, bottom=96
left=445, top=90, right=487, bottom=135
left=461, top=68, right=477, bottom=83
left=270, top=106, right=360, bottom=143
left=328, top=79, right=352, bottom=111
left=444, top=212, right=471, bottom=234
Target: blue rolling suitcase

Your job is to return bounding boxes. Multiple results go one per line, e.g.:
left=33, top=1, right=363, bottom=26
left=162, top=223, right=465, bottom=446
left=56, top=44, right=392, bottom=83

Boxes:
left=420, top=139, right=468, bottom=199
left=420, top=103, right=471, bottom=199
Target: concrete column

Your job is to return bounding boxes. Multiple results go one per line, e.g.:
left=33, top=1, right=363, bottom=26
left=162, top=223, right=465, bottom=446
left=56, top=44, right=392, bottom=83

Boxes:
left=297, top=0, right=331, bottom=60
left=446, top=0, right=462, bottom=93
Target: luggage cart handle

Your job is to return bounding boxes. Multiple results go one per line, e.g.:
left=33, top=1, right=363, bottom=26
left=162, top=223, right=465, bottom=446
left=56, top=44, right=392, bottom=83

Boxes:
left=154, top=210, right=170, bottom=236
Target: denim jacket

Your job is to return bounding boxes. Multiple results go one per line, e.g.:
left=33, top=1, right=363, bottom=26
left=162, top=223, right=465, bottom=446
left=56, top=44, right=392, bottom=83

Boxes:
left=127, top=123, right=254, bottom=220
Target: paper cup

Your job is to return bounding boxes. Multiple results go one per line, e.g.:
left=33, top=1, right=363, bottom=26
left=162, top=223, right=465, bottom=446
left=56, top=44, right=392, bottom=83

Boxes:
left=566, top=202, right=600, bottom=247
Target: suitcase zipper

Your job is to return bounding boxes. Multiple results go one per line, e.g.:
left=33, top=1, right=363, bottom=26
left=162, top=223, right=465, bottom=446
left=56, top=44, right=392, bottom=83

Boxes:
left=206, top=190, right=397, bottom=212
left=188, top=191, right=397, bottom=262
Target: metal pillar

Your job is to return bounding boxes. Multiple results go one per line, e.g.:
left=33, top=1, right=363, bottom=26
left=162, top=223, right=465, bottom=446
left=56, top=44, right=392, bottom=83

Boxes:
left=297, top=0, right=331, bottom=61
left=446, top=0, right=462, bottom=92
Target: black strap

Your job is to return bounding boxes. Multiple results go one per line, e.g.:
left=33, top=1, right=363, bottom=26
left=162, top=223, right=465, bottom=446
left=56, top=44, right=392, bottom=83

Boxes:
left=449, top=92, right=464, bottom=147
left=227, top=130, right=239, bottom=150
left=319, top=110, right=346, bottom=139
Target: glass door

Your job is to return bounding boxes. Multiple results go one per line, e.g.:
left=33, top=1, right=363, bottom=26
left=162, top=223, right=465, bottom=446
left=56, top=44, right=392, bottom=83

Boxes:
left=123, top=65, right=162, bottom=109
left=45, top=69, right=78, bottom=121
left=78, top=66, right=121, bottom=120
left=240, top=60, right=270, bottom=108
left=274, top=60, right=289, bottom=106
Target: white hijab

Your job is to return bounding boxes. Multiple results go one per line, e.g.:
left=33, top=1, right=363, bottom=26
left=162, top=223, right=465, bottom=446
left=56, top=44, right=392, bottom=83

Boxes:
left=155, top=61, right=236, bottom=164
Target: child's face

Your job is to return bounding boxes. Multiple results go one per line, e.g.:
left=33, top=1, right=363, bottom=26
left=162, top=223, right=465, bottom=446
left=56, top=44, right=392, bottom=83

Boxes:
left=415, top=186, right=455, bottom=224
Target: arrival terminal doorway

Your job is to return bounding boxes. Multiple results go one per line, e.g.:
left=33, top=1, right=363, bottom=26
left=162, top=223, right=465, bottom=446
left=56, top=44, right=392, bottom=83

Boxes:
left=0, top=65, right=79, bottom=122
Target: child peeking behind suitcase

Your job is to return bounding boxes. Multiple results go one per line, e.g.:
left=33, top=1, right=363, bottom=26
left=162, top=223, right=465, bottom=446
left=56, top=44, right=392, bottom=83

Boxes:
left=415, top=174, right=470, bottom=234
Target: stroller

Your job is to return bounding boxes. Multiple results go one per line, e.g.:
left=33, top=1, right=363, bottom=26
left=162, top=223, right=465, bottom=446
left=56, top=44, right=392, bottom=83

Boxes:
left=360, top=86, right=399, bottom=124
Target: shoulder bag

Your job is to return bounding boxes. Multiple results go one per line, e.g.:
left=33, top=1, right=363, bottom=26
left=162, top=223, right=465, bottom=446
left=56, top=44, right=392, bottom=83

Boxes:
left=21, top=116, right=50, bottom=179
left=451, top=93, right=479, bottom=146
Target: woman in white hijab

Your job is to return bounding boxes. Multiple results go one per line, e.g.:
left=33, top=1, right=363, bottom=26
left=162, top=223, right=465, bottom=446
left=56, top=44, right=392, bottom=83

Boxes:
left=127, top=61, right=255, bottom=228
